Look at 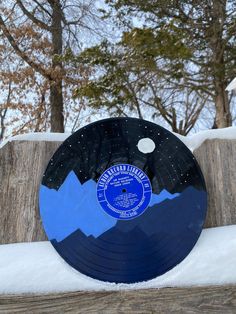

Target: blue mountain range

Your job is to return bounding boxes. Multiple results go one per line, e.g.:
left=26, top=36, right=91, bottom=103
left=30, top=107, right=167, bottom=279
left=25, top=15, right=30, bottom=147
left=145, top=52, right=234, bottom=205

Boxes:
left=40, top=171, right=180, bottom=241
left=47, top=176, right=207, bottom=283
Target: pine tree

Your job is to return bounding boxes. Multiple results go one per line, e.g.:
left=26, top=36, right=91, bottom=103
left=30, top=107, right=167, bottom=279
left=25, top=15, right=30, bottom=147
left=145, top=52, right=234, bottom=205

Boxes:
left=105, top=0, right=236, bottom=128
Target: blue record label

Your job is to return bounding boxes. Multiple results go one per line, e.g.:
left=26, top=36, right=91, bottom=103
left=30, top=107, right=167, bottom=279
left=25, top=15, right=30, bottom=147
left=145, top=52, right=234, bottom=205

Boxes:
left=97, top=164, right=152, bottom=220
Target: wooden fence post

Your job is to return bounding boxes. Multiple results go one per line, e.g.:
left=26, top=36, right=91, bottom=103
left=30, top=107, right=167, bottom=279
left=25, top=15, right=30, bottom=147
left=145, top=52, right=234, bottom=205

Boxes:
left=0, top=138, right=235, bottom=244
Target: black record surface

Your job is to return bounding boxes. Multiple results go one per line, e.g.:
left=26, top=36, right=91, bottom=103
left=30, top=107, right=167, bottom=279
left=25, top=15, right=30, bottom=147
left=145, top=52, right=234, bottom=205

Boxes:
left=39, top=117, right=207, bottom=283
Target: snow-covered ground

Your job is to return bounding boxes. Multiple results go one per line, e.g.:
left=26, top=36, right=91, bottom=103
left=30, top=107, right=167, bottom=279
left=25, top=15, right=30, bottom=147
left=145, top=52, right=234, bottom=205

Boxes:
left=0, top=225, right=236, bottom=294
left=0, top=126, right=236, bottom=151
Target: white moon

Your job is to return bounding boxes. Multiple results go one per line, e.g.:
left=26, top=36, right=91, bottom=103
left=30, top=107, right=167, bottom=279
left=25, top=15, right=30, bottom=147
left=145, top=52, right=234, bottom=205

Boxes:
left=137, top=138, right=156, bottom=154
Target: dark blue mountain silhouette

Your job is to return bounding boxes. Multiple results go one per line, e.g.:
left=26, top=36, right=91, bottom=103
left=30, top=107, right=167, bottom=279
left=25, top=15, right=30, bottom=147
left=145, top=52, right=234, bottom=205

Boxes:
left=40, top=171, right=179, bottom=241
left=50, top=184, right=207, bottom=283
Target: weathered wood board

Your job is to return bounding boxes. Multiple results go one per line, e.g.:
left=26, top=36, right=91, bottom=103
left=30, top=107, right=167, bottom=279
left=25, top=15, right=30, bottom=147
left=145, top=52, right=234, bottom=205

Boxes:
left=0, top=141, right=61, bottom=244
left=0, top=286, right=235, bottom=314
left=0, top=138, right=235, bottom=244
left=194, top=139, right=236, bottom=228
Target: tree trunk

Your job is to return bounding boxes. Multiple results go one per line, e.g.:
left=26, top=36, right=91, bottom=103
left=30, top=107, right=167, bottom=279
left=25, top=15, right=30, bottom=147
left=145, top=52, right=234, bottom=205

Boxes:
left=214, top=80, right=232, bottom=128
left=50, top=1, right=64, bottom=132
left=0, top=109, right=7, bottom=141
left=50, top=81, right=64, bottom=132
left=210, top=0, right=232, bottom=129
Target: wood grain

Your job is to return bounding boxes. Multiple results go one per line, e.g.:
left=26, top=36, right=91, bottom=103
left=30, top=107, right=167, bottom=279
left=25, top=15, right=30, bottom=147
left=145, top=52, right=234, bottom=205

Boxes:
left=0, top=139, right=236, bottom=244
left=0, top=141, right=61, bottom=244
left=194, top=139, right=236, bottom=228
left=0, top=286, right=235, bottom=313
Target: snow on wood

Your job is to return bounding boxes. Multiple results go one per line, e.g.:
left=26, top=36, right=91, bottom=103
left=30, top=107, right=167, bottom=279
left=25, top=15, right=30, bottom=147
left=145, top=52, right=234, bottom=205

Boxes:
left=174, top=126, right=236, bottom=151
left=0, top=225, right=235, bottom=294
left=0, top=132, right=70, bottom=149
left=1, top=126, right=236, bottom=151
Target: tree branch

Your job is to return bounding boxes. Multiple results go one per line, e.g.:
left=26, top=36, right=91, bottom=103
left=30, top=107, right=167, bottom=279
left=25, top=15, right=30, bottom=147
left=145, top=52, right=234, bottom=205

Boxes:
left=33, top=0, right=52, bottom=17
left=16, top=0, right=51, bottom=31
left=0, top=15, right=51, bottom=80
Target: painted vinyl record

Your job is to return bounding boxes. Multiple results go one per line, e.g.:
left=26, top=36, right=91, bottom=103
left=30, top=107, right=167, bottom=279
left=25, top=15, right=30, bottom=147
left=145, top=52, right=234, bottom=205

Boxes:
left=39, top=118, right=207, bottom=284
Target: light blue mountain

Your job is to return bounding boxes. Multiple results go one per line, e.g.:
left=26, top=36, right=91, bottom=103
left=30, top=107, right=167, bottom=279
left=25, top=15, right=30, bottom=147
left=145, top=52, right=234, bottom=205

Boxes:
left=149, top=189, right=180, bottom=207
left=40, top=171, right=180, bottom=241
left=40, top=171, right=117, bottom=241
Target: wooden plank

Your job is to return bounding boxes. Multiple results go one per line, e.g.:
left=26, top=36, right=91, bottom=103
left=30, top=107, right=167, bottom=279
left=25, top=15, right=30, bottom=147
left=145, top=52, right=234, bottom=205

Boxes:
left=0, top=286, right=235, bottom=313
left=0, top=139, right=236, bottom=244
left=0, top=141, right=61, bottom=244
left=194, top=139, right=236, bottom=228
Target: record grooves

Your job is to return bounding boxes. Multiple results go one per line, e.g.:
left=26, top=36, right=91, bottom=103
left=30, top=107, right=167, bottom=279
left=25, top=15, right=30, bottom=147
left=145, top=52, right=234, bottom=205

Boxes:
left=39, top=117, right=207, bottom=283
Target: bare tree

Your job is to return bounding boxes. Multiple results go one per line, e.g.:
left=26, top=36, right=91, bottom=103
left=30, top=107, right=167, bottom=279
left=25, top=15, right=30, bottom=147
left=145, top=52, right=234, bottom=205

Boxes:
left=0, top=0, right=102, bottom=132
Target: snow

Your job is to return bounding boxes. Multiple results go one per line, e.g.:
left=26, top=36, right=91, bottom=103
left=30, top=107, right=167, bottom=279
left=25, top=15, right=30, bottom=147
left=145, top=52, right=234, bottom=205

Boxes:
left=0, top=225, right=236, bottom=294
left=174, top=126, right=236, bottom=151
left=226, top=77, right=236, bottom=91
left=1, top=127, right=236, bottom=152
left=0, top=132, right=70, bottom=149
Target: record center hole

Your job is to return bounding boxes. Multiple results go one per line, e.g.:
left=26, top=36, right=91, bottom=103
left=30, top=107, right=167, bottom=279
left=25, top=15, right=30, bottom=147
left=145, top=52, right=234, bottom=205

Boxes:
left=122, top=188, right=127, bottom=193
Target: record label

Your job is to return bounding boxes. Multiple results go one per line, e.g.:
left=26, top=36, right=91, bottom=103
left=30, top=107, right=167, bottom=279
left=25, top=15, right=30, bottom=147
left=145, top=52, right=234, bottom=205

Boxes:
left=97, top=164, right=152, bottom=220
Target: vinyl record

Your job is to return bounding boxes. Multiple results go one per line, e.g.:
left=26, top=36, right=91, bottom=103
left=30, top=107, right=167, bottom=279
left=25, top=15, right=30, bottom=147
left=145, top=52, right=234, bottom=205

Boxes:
left=39, top=117, right=207, bottom=284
